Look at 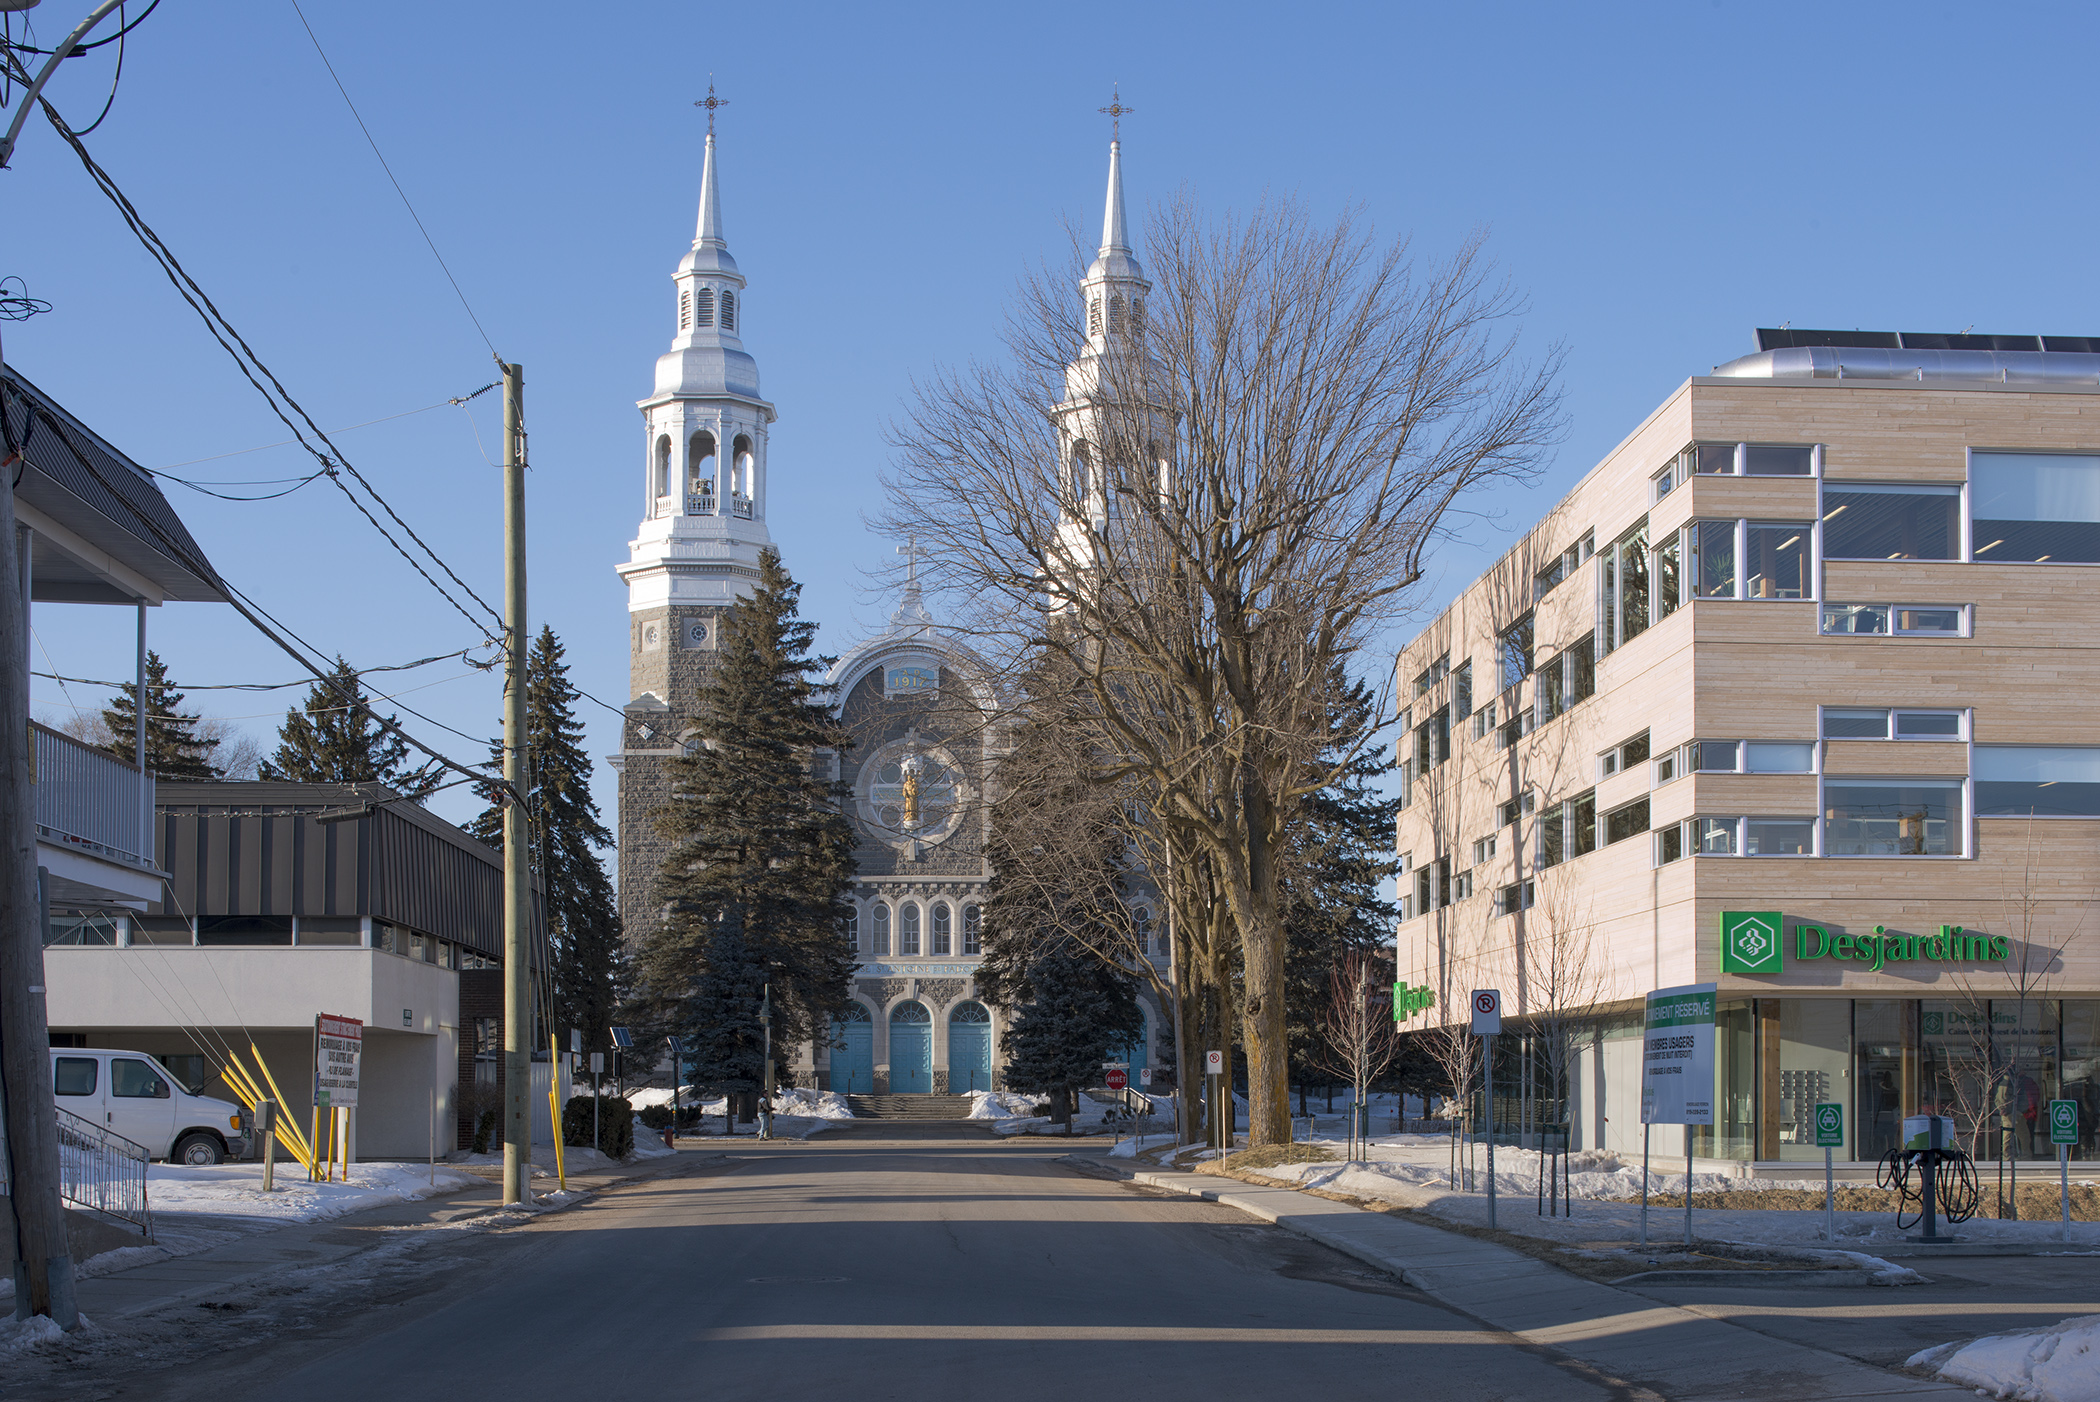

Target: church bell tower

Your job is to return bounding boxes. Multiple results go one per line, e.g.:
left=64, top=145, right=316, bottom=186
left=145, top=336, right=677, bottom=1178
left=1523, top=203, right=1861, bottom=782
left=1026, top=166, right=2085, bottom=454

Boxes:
left=614, top=109, right=780, bottom=933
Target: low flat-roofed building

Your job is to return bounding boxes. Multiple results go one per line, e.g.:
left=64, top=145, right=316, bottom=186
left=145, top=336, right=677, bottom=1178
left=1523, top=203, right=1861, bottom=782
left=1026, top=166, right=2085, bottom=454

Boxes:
left=1395, top=329, right=2100, bottom=1171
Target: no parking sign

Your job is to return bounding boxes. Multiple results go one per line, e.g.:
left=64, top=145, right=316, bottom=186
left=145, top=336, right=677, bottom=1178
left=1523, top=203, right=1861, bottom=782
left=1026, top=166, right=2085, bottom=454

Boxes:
left=1470, top=989, right=1501, bottom=1036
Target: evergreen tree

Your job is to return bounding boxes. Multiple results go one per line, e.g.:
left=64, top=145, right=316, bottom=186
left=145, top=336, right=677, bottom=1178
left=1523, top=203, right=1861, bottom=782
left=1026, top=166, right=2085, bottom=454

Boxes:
left=100, top=651, right=222, bottom=780
left=1281, top=677, right=1403, bottom=1111
left=1002, top=946, right=1143, bottom=1131
left=631, top=549, right=858, bottom=1091
left=258, top=657, right=440, bottom=800
left=469, top=627, right=623, bottom=1054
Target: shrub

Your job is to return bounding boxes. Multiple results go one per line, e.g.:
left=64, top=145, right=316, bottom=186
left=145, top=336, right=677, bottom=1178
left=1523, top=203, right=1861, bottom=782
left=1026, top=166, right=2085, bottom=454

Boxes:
left=562, top=1095, right=634, bottom=1159
left=636, top=1104, right=673, bottom=1130
left=472, top=1108, right=497, bottom=1155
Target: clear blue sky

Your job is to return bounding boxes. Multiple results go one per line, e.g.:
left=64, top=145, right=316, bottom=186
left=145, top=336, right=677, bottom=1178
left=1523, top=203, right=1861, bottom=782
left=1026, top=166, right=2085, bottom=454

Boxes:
left=7, top=0, right=2094, bottom=844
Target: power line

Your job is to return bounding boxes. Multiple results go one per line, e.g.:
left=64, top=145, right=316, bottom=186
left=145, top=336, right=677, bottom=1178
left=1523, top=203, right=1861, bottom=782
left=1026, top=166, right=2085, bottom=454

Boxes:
left=33, top=646, right=482, bottom=692
left=30, top=95, right=506, bottom=641
left=153, top=384, right=491, bottom=473
left=286, top=0, right=498, bottom=358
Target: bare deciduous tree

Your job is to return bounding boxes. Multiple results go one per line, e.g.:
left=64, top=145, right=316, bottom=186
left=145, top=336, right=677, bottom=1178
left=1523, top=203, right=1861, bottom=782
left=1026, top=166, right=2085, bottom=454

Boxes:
left=1315, top=950, right=1399, bottom=1156
left=881, top=194, right=1562, bottom=1144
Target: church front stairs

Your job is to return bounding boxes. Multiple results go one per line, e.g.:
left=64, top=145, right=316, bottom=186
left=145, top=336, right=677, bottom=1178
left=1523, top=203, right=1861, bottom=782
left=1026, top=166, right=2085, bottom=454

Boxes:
left=845, top=1093, right=975, bottom=1120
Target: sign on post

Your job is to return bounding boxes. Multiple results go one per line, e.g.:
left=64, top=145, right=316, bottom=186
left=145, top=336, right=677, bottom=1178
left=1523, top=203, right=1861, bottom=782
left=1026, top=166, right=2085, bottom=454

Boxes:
left=1640, top=985, right=1715, bottom=1126
left=1104, top=1067, right=1129, bottom=1092
left=1205, top=1050, right=1224, bottom=1075
left=1814, top=1103, right=1844, bottom=1148
left=1470, top=989, right=1502, bottom=1036
left=313, top=1014, right=363, bottom=1109
left=2050, top=1100, right=2080, bottom=1146
left=1139, top=1068, right=1151, bottom=1087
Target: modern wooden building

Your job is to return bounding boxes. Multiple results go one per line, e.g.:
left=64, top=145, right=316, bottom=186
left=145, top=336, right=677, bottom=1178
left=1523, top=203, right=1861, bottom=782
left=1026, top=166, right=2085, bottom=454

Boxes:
left=1394, top=329, right=2100, bottom=1169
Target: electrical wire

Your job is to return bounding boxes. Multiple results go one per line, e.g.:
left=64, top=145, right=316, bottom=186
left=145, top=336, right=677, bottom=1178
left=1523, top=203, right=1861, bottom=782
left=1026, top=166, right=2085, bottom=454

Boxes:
left=4, top=0, right=158, bottom=54
left=286, top=0, right=497, bottom=359
left=31, top=99, right=506, bottom=642
left=61, top=0, right=125, bottom=137
left=1877, top=1146, right=1982, bottom=1229
left=154, top=386, right=490, bottom=474
left=34, top=647, right=482, bottom=692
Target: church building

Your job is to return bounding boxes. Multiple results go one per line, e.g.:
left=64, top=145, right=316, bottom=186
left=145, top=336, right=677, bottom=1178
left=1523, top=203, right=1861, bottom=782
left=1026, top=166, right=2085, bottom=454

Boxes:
left=614, top=118, right=1166, bottom=1100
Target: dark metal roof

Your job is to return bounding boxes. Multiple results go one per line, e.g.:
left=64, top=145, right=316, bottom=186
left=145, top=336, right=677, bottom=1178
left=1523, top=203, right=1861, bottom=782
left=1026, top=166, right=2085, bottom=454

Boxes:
left=152, top=782, right=543, bottom=962
left=2, top=367, right=226, bottom=604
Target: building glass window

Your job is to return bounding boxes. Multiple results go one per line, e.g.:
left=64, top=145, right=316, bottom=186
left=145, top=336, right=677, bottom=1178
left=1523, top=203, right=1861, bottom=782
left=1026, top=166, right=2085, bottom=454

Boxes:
left=872, top=904, right=891, bottom=956
left=1744, top=522, right=1812, bottom=599
left=962, top=905, right=982, bottom=956
left=1413, top=653, right=1450, bottom=696
left=846, top=907, right=861, bottom=951
left=1970, top=452, right=2100, bottom=564
left=1498, top=615, right=1534, bottom=690
left=1693, top=443, right=1739, bottom=475
left=1823, top=779, right=1963, bottom=855
left=1603, top=797, right=1648, bottom=846
left=1821, top=485, right=1960, bottom=560
left=1495, top=880, right=1533, bottom=915
left=1744, top=444, right=1815, bottom=476
left=1743, top=818, right=1815, bottom=855
left=931, top=903, right=952, bottom=955
left=1774, top=999, right=1853, bottom=1160
left=900, top=903, right=922, bottom=955
left=1743, top=742, right=1814, bottom=773
left=1699, top=817, right=1737, bottom=855
left=1654, top=532, right=1681, bottom=620
left=1691, top=520, right=1737, bottom=598
left=1921, top=997, right=2062, bottom=1161
left=1820, top=603, right=1967, bottom=637
left=1975, top=746, right=2100, bottom=817
left=1656, top=823, right=1685, bottom=864
left=1571, top=791, right=1598, bottom=858
left=1453, top=660, right=1472, bottom=720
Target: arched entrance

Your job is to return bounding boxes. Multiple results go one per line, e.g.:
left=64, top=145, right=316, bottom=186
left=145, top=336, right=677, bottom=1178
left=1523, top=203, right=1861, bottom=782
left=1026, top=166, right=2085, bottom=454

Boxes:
left=1110, top=1007, right=1149, bottom=1081
left=949, top=1001, right=992, bottom=1092
left=889, top=1001, right=933, bottom=1093
left=830, top=1004, right=872, bottom=1093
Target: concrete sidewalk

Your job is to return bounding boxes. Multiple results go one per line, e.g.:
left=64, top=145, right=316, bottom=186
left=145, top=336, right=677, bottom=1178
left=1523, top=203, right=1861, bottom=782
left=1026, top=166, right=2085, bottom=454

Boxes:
left=1126, top=1163, right=1970, bottom=1401
left=72, top=1151, right=723, bottom=1321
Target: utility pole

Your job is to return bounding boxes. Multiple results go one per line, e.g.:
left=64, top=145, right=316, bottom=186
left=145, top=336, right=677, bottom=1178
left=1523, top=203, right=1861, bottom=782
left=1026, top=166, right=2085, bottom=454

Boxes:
left=500, top=360, right=531, bottom=1207
left=0, top=410, right=74, bottom=1328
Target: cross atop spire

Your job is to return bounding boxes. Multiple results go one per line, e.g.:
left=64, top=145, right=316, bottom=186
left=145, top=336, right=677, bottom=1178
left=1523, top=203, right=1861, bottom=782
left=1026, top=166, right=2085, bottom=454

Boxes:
left=1097, top=84, right=1135, bottom=140
left=693, top=77, right=730, bottom=136
left=897, top=536, right=926, bottom=585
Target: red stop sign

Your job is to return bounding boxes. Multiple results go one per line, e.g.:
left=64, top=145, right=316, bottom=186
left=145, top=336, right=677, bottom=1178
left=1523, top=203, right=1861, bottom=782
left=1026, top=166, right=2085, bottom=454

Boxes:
left=1105, top=1068, right=1128, bottom=1091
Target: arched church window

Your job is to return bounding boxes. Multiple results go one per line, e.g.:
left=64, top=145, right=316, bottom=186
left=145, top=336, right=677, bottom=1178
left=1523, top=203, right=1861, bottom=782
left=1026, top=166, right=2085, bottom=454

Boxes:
left=845, top=906, right=860, bottom=952
left=1131, top=296, right=1146, bottom=335
left=731, top=434, right=753, bottom=498
left=689, top=432, right=717, bottom=511
left=1072, top=443, right=1091, bottom=504
left=654, top=436, right=672, bottom=499
left=900, top=903, right=921, bottom=956
left=720, top=290, right=737, bottom=331
left=1133, top=907, right=1152, bottom=956
left=1088, top=298, right=1102, bottom=336
left=679, top=288, right=691, bottom=331
left=1108, top=294, right=1125, bottom=335
left=871, top=904, right=891, bottom=956
left=693, top=286, right=715, bottom=327
left=962, top=905, right=982, bottom=956
left=931, top=903, right=952, bottom=955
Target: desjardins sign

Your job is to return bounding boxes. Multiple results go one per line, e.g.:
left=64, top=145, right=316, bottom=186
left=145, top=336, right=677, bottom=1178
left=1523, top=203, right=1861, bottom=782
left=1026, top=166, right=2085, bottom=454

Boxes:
left=1719, top=909, right=2010, bottom=975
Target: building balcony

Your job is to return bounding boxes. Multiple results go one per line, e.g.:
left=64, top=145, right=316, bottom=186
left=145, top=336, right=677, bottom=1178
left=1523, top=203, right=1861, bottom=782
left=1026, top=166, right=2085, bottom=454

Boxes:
left=729, top=494, right=753, bottom=519
left=687, top=491, right=716, bottom=516
left=33, top=722, right=160, bottom=905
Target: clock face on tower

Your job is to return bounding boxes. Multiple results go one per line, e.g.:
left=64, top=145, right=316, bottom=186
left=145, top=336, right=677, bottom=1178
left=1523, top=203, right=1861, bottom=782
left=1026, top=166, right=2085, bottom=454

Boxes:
left=856, top=736, right=968, bottom=850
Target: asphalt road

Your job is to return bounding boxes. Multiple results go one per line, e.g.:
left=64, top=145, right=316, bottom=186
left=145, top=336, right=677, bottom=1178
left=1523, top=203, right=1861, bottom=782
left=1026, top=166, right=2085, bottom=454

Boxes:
left=201, top=1125, right=1627, bottom=1402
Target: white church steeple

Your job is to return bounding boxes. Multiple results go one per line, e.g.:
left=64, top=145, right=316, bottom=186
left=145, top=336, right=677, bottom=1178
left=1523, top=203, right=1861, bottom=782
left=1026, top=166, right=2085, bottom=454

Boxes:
left=619, top=107, right=778, bottom=632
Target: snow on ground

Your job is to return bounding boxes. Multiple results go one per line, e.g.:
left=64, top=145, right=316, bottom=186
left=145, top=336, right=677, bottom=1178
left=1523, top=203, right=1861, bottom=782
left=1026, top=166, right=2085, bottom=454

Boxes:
left=1910, top=1313, right=2100, bottom=1401
left=966, top=1091, right=1042, bottom=1120
left=0, top=1313, right=75, bottom=1355
left=142, top=1160, right=480, bottom=1224
left=1188, top=1134, right=2100, bottom=1254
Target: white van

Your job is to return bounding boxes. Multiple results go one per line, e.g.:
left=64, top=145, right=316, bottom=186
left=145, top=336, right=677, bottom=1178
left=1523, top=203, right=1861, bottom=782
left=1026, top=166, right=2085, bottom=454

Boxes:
left=51, top=1048, right=251, bottom=1165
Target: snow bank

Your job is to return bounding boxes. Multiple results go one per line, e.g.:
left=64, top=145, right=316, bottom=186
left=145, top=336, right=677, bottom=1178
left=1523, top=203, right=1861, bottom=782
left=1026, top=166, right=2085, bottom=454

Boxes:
left=144, top=1161, right=479, bottom=1223
left=0, top=1313, right=78, bottom=1354
left=770, top=1088, right=855, bottom=1120
left=966, top=1091, right=1042, bottom=1120
left=1910, top=1314, right=2100, bottom=1401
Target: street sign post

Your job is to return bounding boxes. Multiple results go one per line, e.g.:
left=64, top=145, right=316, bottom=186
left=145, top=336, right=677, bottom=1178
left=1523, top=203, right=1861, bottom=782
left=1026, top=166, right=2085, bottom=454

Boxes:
left=1205, top=1050, right=1227, bottom=1151
left=2051, top=1100, right=2079, bottom=1240
left=1104, top=1066, right=1128, bottom=1092
left=1815, top=1103, right=1844, bottom=1243
left=1639, top=984, right=1716, bottom=1248
left=1471, top=991, right=1501, bottom=1227
left=313, top=1014, right=362, bottom=1184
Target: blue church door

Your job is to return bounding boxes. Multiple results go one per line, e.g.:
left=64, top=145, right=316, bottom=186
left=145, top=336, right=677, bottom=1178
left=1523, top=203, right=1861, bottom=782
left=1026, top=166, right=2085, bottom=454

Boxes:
left=830, top=1005, right=872, bottom=1093
left=889, top=1002, right=932, bottom=1093
left=1110, top=1009, right=1149, bottom=1081
left=948, top=1001, right=992, bottom=1092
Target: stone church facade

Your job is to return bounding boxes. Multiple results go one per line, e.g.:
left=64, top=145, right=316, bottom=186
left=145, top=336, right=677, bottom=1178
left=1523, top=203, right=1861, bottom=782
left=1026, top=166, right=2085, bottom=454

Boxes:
left=614, top=122, right=1166, bottom=1096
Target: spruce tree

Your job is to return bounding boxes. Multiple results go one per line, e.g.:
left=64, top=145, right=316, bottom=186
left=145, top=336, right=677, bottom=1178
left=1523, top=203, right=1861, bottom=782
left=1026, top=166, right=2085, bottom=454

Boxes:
left=258, top=657, right=440, bottom=799
left=100, top=651, right=222, bottom=780
left=469, top=627, right=623, bottom=1054
left=1002, top=946, right=1143, bottom=1131
left=631, top=548, right=857, bottom=1093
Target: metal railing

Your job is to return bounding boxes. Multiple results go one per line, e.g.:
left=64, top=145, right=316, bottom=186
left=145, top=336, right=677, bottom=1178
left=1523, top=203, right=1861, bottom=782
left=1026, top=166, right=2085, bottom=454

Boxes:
left=0, top=1106, right=153, bottom=1239
left=729, top=494, right=753, bottom=519
left=686, top=491, right=716, bottom=516
left=32, top=721, right=153, bottom=867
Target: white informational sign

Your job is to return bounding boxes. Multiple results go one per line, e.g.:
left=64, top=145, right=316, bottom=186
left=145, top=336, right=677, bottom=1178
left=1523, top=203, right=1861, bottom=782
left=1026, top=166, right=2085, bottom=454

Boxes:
left=1470, top=989, right=1502, bottom=1036
left=1139, top=1068, right=1151, bottom=1086
left=314, top=1013, right=363, bottom=1109
left=1640, top=984, right=1715, bottom=1126
left=1205, top=1050, right=1224, bottom=1075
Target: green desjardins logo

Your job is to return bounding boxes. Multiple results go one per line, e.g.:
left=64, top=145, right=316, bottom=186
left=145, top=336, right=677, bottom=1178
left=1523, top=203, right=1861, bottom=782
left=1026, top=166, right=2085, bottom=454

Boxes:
left=1719, top=910, right=1783, bottom=973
